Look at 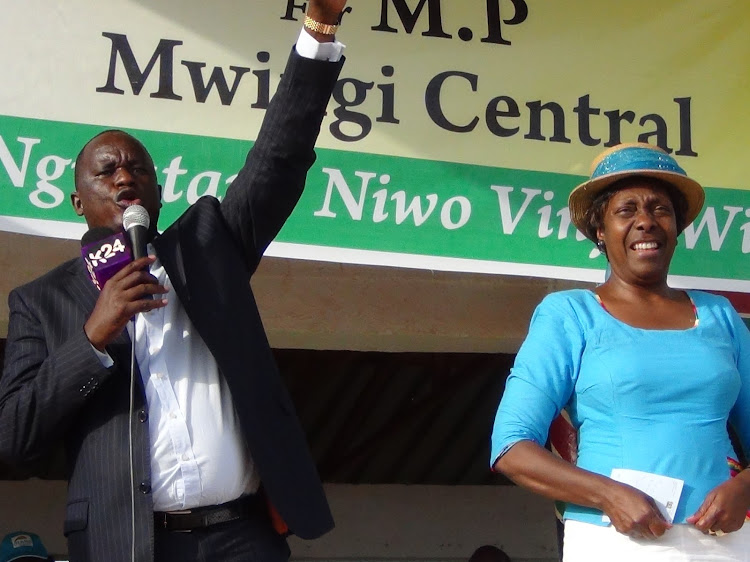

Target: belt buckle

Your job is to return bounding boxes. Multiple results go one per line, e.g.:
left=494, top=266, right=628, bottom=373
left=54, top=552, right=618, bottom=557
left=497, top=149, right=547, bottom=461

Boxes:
left=162, top=509, right=192, bottom=532
left=156, top=512, right=168, bottom=530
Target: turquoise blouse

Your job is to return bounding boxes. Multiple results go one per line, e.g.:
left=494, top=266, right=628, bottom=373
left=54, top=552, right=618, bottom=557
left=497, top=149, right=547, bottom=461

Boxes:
left=491, top=289, right=750, bottom=525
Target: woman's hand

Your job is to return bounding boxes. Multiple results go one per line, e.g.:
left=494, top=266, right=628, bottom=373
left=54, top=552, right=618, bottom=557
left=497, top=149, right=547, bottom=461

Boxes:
left=687, top=474, right=750, bottom=535
left=494, top=441, right=671, bottom=539
left=601, top=481, right=672, bottom=539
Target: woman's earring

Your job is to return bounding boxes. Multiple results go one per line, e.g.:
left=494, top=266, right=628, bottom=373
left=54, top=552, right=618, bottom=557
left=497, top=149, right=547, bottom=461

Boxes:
left=596, top=239, right=606, bottom=254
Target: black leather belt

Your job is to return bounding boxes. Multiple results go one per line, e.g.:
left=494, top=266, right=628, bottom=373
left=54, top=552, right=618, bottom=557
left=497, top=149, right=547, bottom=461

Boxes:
left=154, top=494, right=262, bottom=532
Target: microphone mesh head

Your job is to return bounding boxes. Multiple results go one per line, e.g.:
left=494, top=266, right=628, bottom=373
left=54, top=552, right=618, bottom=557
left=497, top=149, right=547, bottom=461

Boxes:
left=122, top=204, right=150, bottom=231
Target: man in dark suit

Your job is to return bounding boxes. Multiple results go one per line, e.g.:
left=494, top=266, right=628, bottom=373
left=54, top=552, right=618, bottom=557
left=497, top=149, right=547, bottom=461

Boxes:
left=0, top=1, right=347, bottom=560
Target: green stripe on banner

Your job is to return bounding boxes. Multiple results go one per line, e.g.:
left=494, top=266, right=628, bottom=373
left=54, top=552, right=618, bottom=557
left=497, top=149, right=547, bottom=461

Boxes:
left=2, top=114, right=750, bottom=285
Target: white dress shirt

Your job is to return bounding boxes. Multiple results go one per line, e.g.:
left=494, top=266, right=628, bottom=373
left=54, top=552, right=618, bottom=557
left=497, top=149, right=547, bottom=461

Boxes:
left=131, top=248, right=258, bottom=511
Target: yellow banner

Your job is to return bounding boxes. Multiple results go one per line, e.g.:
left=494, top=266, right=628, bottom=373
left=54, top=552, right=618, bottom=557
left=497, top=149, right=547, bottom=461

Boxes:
left=2, top=1, right=748, bottom=190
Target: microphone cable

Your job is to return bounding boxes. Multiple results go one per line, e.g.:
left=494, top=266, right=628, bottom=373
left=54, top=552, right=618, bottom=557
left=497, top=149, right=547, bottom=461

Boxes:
left=129, top=318, right=137, bottom=562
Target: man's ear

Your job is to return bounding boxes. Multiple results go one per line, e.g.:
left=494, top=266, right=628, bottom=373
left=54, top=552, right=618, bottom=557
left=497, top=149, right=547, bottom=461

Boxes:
left=71, top=191, right=84, bottom=216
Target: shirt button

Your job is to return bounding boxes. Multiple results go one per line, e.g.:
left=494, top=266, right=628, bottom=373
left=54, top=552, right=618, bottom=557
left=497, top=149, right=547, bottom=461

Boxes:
left=138, top=410, right=148, bottom=423
left=156, top=373, right=165, bottom=380
left=181, top=453, right=190, bottom=461
left=139, top=482, right=151, bottom=494
left=169, top=412, right=177, bottom=419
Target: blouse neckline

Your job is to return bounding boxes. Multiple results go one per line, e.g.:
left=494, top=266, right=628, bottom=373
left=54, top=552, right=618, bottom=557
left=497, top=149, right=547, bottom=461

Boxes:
left=589, top=289, right=699, bottom=332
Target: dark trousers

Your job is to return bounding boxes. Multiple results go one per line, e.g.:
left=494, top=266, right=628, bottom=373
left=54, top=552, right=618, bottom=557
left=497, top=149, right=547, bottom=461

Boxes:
left=154, top=516, right=290, bottom=562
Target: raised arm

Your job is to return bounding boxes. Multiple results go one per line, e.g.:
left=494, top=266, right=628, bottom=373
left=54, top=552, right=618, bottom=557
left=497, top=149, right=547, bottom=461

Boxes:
left=220, top=0, right=347, bottom=273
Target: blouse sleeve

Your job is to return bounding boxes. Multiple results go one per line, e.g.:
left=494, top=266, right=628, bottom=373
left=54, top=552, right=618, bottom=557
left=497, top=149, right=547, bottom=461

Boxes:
left=728, top=307, right=750, bottom=459
left=490, top=293, right=586, bottom=466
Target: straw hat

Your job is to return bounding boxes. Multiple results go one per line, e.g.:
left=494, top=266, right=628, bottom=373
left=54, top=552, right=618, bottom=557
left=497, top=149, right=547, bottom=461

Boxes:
left=568, top=142, right=705, bottom=241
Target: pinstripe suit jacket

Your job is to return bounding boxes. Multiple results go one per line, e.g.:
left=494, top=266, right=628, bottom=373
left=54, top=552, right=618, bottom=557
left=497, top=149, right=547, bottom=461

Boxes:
left=0, top=50, right=341, bottom=561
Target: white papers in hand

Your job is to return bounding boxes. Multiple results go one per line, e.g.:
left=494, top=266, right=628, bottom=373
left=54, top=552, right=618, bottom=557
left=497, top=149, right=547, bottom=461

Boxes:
left=602, top=469, right=684, bottom=524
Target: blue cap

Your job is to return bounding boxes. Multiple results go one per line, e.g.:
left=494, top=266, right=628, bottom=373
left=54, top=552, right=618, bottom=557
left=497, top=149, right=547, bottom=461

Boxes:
left=0, top=532, right=48, bottom=562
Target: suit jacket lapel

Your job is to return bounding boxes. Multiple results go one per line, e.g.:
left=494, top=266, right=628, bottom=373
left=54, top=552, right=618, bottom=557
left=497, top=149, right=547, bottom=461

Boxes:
left=153, top=222, right=191, bottom=305
left=64, top=258, right=99, bottom=314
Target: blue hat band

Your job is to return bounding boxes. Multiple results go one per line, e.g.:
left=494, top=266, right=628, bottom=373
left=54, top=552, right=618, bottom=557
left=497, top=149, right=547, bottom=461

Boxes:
left=592, top=146, right=687, bottom=179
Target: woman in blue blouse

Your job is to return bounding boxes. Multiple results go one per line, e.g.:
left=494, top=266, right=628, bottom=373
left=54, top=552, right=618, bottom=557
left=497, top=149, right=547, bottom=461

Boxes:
left=491, top=143, right=750, bottom=561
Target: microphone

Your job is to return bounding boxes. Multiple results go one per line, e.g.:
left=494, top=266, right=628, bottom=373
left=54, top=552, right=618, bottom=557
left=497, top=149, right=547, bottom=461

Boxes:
left=81, top=227, right=133, bottom=291
left=122, top=205, right=151, bottom=261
